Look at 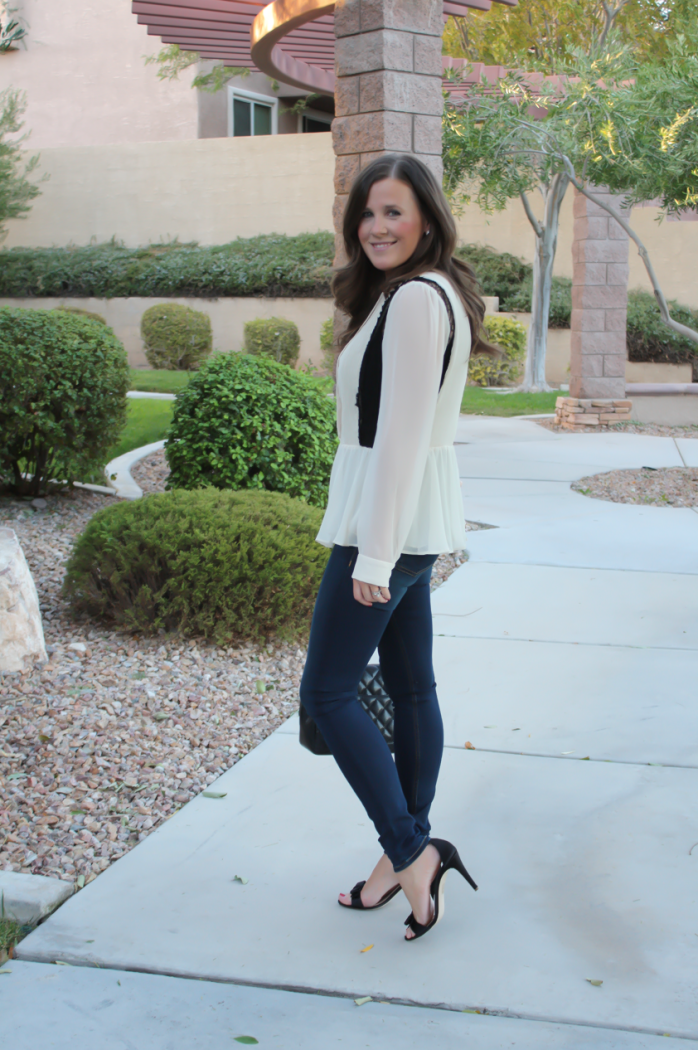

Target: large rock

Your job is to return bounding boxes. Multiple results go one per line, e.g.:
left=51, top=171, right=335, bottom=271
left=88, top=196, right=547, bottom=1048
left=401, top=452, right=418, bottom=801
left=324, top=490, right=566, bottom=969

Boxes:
left=0, top=527, right=47, bottom=673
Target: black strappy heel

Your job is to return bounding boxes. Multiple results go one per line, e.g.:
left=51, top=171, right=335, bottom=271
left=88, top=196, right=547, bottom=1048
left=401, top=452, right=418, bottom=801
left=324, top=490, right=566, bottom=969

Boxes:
left=339, top=880, right=402, bottom=911
left=404, top=838, right=477, bottom=942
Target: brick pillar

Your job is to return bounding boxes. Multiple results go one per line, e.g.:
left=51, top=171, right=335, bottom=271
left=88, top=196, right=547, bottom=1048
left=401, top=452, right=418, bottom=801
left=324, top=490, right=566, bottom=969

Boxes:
left=332, top=0, right=444, bottom=261
left=555, top=186, right=632, bottom=428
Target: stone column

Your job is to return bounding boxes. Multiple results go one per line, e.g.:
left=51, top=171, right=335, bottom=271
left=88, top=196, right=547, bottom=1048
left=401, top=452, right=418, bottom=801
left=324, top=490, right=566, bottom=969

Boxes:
left=332, top=0, right=444, bottom=261
left=555, top=186, right=632, bottom=429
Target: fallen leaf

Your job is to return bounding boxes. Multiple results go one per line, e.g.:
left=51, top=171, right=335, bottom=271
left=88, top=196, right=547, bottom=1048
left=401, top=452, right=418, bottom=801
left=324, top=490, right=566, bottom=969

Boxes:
left=586, top=979, right=603, bottom=987
left=255, top=679, right=266, bottom=694
left=76, top=875, right=85, bottom=889
left=354, top=996, right=373, bottom=1006
left=202, top=791, right=227, bottom=799
left=465, top=741, right=475, bottom=750
left=582, top=756, right=590, bottom=761
left=234, top=1039, right=259, bottom=1045
left=360, top=944, right=374, bottom=953
left=233, top=875, right=249, bottom=885
left=0, top=969, right=11, bottom=975
left=54, top=961, right=73, bottom=966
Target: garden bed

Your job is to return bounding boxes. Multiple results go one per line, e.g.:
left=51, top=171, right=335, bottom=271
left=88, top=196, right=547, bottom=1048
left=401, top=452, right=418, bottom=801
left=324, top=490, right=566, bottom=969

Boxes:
left=0, top=486, right=475, bottom=887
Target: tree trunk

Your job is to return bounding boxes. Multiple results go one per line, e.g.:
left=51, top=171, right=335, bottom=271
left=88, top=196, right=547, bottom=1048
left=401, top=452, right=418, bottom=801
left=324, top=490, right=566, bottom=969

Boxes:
left=519, top=173, right=569, bottom=391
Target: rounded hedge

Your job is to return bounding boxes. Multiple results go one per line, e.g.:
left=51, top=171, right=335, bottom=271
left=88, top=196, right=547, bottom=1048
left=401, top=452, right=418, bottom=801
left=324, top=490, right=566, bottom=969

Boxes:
left=165, top=352, right=338, bottom=507
left=53, top=306, right=108, bottom=326
left=244, top=316, right=300, bottom=367
left=468, top=315, right=527, bottom=387
left=141, top=302, right=212, bottom=371
left=63, top=488, right=330, bottom=643
left=0, top=307, right=128, bottom=496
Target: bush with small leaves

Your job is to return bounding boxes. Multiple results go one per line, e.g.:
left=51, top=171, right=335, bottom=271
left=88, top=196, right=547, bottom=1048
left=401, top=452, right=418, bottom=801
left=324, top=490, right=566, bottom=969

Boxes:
left=63, top=488, right=330, bottom=643
left=0, top=307, right=128, bottom=496
left=165, top=352, right=337, bottom=507
left=626, top=289, right=698, bottom=380
left=468, top=315, right=527, bottom=387
left=53, top=306, right=108, bottom=326
left=141, top=302, right=212, bottom=371
left=244, top=316, right=300, bottom=367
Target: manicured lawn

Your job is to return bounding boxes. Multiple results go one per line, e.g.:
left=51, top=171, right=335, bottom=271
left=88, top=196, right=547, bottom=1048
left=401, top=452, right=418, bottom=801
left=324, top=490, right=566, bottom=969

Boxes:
left=108, top=398, right=175, bottom=460
left=461, top=386, right=560, bottom=417
left=129, top=369, right=191, bottom=394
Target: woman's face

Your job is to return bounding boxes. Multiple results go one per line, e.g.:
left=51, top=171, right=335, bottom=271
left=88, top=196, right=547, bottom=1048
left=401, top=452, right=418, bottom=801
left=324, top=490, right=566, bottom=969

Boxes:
left=358, top=177, right=428, bottom=274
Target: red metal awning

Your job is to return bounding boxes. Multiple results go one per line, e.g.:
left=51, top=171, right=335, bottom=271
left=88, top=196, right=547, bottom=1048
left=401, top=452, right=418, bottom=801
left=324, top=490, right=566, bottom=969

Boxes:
left=133, top=0, right=518, bottom=95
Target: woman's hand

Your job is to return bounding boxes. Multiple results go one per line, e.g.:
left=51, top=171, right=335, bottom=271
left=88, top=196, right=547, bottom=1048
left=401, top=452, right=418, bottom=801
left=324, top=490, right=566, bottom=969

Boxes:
left=353, top=579, right=391, bottom=607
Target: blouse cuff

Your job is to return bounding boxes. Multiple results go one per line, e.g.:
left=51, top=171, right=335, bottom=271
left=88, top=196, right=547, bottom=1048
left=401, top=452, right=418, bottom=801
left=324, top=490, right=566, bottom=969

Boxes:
left=352, top=553, right=393, bottom=589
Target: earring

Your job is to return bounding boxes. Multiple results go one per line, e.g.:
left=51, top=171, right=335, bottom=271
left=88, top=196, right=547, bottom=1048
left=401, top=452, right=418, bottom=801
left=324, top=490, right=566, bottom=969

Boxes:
left=424, top=228, right=431, bottom=237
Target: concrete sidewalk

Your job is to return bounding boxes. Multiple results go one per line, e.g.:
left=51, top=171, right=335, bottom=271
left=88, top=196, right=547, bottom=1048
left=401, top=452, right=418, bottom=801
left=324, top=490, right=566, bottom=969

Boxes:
left=8, top=417, right=698, bottom=1046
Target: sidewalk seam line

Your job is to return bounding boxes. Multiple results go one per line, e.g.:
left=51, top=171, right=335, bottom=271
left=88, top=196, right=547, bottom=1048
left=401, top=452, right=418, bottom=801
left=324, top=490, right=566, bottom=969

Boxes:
left=443, top=745, right=698, bottom=770
left=10, top=958, right=698, bottom=1042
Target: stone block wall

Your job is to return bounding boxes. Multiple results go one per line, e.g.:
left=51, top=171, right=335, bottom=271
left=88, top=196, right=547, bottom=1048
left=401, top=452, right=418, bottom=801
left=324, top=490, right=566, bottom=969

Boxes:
left=570, top=187, right=630, bottom=400
left=332, top=0, right=443, bottom=257
left=554, top=397, right=632, bottom=430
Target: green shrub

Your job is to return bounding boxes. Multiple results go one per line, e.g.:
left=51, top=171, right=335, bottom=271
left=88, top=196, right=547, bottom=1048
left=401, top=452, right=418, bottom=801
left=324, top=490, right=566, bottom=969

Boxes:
left=468, top=315, right=527, bottom=387
left=0, top=308, right=128, bottom=496
left=62, top=489, right=330, bottom=643
left=165, top=352, right=337, bottom=507
left=456, top=243, right=531, bottom=306
left=141, top=302, right=212, bottom=370
left=319, top=316, right=336, bottom=374
left=504, top=275, right=572, bottom=328
left=626, top=289, right=698, bottom=380
left=0, top=233, right=334, bottom=299
left=244, top=316, right=300, bottom=367
left=53, top=306, right=108, bottom=325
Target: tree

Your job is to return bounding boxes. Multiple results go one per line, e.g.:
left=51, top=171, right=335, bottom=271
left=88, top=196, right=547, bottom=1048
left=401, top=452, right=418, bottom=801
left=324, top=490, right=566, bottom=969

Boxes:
left=144, top=43, right=249, bottom=93
left=443, top=0, right=698, bottom=70
left=0, top=89, right=41, bottom=242
left=444, top=41, right=698, bottom=389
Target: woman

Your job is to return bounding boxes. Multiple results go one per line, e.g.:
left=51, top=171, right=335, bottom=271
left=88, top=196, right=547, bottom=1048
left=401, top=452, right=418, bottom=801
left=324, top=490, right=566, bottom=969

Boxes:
left=300, top=154, right=496, bottom=941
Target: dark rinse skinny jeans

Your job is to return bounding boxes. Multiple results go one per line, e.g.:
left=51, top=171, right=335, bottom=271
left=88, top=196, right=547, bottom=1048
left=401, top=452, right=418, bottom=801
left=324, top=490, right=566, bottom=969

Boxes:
left=300, top=544, right=443, bottom=873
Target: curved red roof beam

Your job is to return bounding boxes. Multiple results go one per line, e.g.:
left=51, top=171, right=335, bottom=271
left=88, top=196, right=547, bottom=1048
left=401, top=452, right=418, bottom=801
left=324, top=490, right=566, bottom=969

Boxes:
left=133, top=0, right=519, bottom=96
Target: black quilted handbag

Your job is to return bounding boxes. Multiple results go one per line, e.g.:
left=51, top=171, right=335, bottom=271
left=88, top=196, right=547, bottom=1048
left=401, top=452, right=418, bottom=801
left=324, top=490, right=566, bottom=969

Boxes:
left=299, top=664, right=394, bottom=755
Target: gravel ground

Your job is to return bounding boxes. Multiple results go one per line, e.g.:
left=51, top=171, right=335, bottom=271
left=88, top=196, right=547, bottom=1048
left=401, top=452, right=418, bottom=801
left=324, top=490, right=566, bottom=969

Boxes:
left=536, top=419, right=698, bottom=438
left=572, top=467, right=698, bottom=507
left=0, top=482, right=472, bottom=887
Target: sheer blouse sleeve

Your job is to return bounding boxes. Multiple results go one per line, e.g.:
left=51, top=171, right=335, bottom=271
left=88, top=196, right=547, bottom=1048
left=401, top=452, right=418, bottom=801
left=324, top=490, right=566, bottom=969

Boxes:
left=352, top=281, right=449, bottom=587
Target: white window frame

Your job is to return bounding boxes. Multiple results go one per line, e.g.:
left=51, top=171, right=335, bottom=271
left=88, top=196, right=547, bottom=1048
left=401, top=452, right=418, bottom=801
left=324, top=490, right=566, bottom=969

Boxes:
left=297, top=107, right=333, bottom=134
left=228, top=86, right=279, bottom=137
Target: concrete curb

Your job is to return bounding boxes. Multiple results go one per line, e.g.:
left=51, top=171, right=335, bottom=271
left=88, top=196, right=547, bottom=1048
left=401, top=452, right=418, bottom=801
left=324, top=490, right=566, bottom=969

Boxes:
left=104, top=440, right=167, bottom=500
left=0, top=872, right=73, bottom=926
left=127, top=391, right=176, bottom=401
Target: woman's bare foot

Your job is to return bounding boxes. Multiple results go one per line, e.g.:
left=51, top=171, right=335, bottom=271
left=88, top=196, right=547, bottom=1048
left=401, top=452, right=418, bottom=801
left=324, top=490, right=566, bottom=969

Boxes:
left=398, top=844, right=441, bottom=939
left=339, top=852, right=399, bottom=908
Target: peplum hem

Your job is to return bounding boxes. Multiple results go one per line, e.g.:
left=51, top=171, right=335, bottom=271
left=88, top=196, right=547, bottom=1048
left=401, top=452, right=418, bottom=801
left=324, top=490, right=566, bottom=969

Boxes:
left=316, top=443, right=467, bottom=555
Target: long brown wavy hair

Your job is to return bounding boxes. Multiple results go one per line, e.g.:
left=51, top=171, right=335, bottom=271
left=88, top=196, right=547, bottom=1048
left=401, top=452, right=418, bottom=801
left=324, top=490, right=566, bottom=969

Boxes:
left=333, top=153, right=497, bottom=356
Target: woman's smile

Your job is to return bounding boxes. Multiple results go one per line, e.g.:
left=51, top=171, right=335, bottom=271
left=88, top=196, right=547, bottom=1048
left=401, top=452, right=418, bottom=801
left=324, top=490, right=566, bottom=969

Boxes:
left=358, top=177, right=427, bottom=273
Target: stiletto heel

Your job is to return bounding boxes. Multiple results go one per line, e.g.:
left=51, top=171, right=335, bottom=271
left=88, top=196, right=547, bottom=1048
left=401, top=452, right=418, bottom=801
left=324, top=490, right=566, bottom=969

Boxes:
left=339, top=880, right=401, bottom=911
left=404, top=838, right=477, bottom=942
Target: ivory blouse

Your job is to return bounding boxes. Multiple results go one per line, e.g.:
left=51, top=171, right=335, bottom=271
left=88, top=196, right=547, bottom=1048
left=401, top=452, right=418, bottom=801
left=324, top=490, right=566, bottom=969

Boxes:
left=316, top=271, right=472, bottom=588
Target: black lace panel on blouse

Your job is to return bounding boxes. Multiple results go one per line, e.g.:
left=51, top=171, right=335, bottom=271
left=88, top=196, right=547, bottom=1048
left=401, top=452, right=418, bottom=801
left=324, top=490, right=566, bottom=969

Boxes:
left=356, top=277, right=455, bottom=449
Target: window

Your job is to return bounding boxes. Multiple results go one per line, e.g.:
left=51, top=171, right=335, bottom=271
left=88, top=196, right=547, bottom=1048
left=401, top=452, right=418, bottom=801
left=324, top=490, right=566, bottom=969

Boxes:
left=300, top=109, right=332, bottom=134
left=228, top=88, right=278, bottom=137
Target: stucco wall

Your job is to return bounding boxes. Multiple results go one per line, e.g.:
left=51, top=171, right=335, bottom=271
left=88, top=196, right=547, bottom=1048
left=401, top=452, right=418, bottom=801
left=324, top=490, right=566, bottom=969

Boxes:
left=4, top=134, right=697, bottom=310
left=0, top=296, right=334, bottom=370
left=0, top=0, right=198, bottom=150
left=3, top=135, right=336, bottom=248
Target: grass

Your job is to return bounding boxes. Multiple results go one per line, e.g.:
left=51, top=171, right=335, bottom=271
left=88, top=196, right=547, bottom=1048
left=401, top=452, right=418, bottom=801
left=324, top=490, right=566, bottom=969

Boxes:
left=128, top=369, right=191, bottom=394
left=461, top=387, right=560, bottom=417
left=0, top=913, right=30, bottom=963
left=108, top=398, right=175, bottom=460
